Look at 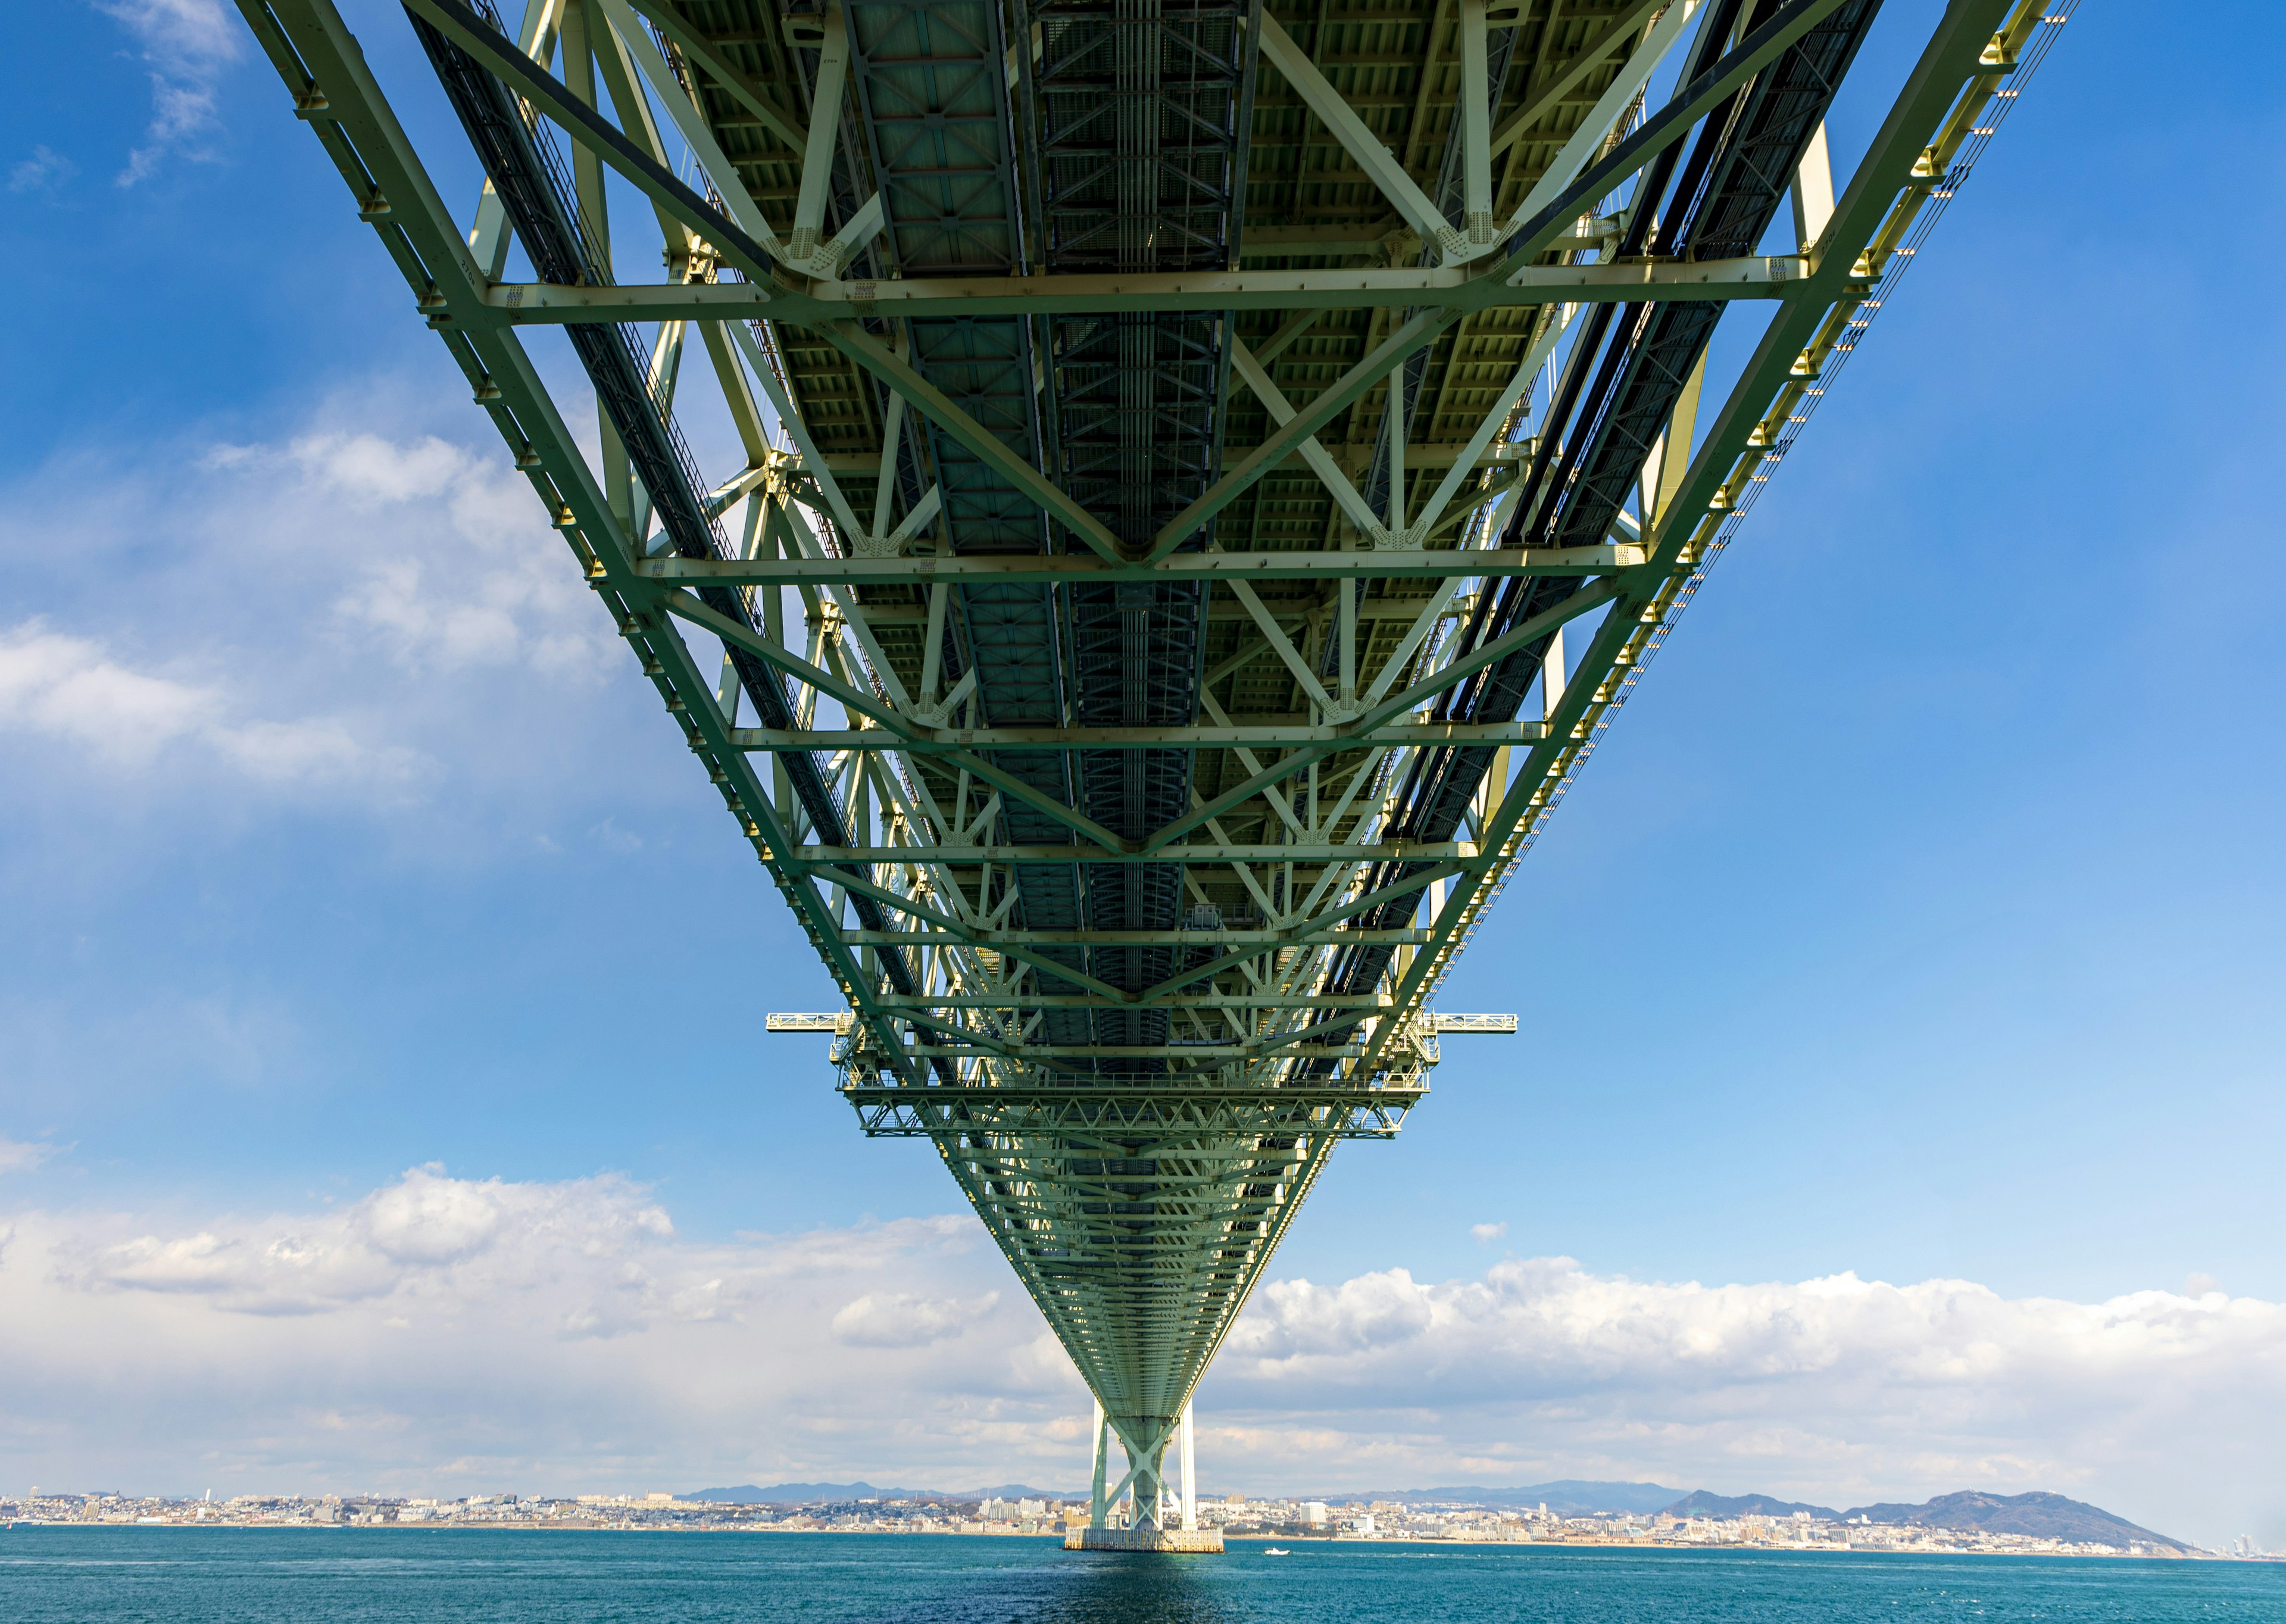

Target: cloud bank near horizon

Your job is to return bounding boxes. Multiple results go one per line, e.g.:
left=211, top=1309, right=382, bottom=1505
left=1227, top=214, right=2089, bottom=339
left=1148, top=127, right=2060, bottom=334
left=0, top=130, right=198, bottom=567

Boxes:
left=1, top=1164, right=2276, bottom=1546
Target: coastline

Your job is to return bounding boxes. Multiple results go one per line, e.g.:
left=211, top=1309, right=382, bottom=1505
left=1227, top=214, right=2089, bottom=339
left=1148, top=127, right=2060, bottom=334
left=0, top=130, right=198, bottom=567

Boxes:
left=3, top=1523, right=2257, bottom=1560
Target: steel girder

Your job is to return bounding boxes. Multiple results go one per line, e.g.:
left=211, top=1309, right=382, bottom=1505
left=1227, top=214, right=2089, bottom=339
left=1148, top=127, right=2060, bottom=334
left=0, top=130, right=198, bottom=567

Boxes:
left=236, top=0, right=2066, bottom=1529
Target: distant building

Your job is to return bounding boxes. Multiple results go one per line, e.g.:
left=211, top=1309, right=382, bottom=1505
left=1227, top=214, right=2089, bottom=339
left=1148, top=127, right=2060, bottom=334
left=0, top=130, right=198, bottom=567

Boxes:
left=1303, top=1503, right=1328, bottom=1526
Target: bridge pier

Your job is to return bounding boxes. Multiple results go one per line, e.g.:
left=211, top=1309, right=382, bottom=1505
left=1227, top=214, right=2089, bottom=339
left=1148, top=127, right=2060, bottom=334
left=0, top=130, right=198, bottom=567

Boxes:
left=1065, top=1526, right=1223, bottom=1553
left=1076, top=1399, right=1219, bottom=1551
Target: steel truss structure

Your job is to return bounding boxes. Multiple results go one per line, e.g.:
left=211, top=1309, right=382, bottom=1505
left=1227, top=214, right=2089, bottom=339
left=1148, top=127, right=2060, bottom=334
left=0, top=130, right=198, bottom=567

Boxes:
left=238, top=0, right=2067, bottom=1536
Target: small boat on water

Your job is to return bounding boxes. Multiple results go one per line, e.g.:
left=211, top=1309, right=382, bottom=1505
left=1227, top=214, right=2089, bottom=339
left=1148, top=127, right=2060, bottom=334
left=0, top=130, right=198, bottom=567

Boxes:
left=1264, top=1547, right=1289, bottom=1556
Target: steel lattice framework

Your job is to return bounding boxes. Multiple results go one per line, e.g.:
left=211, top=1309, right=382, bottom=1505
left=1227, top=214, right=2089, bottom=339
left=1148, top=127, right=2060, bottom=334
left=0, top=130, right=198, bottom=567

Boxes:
left=235, top=0, right=2068, bottom=1538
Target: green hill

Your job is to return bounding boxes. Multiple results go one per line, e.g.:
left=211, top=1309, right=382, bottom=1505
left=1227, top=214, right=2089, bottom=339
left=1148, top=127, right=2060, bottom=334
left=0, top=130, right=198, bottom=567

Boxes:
left=1838, top=1491, right=2187, bottom=1550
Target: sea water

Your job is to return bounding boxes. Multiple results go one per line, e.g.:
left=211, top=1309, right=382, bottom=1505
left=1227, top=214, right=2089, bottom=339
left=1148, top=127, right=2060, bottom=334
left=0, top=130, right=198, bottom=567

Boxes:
left=3, top=1528, right=2279, bottom=1623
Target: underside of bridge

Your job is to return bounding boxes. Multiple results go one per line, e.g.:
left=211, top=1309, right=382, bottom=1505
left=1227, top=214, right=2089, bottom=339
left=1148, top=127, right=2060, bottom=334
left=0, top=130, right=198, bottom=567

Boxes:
left=238, top=0, right=2066, bottom=1538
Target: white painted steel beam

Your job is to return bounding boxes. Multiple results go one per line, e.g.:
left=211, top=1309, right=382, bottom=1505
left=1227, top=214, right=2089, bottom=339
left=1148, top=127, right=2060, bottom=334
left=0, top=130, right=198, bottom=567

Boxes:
left=474, top=253, right=1803, bottom=323
left=636, top=544, right=1639, bottom=585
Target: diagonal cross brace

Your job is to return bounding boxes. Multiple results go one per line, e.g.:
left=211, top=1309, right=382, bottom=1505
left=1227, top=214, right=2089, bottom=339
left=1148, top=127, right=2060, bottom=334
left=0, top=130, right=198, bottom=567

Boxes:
left=1253, top=10, right=1472, bottom=263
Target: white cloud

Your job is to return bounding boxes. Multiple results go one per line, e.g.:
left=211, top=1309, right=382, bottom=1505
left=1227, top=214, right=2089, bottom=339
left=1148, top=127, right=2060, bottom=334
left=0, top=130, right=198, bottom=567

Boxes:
left=1207, top=1257, right=2286, bottom=1544
left=97, top=0, right=239, bottom=63
left=4, top=1170, right=2282, bottom=1545
left=68, top=1166, right=677, bottom=1322
left=0, top=621, right=207, bottom=754
left=0, top=1168, right=1055, bottom=1500
left=0, top=405, right=631, bottom=827
left=0, top=618, right=419, bottom=786
left=283, top=431, right=612, bottom=678
left=832, top=1290, right=1000, bottom=1348
left=95, top=0, right=241, bottom=186
left=8, top=145, right=79, bottom=194
left=192, top=423, right=617, bottom=687
left=1472, top=1221, right=1507, bottom=1245
left=0, top=1138, right=60, bottom=1175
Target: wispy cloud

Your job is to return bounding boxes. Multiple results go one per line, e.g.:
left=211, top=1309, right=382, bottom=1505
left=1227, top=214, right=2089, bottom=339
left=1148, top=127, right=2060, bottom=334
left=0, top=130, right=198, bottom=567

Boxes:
left=1471, top=1221, right=1507, bottom=1245
left=0, top=402, right=626, bottom=829
left=239, top=430, right=614, bottom=680
left=0, top=618, right=421, bottom=786
left=3, top=1169, right=2279, bottom=1544
left=0, top=1138, right=61, bottom=1175
left=8, top=145, right=79, bottom=195
left=93, top=0, right=243, bottom=186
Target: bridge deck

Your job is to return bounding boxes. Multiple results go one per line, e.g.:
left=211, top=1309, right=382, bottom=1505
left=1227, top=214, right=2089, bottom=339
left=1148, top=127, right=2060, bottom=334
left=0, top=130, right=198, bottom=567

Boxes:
left=236, top=0, right=2066, bottom=1532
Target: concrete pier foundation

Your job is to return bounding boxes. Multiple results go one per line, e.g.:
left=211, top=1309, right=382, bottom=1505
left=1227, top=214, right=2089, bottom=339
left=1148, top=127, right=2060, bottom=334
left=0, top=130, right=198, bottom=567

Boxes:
left=1063, top=1526, right=1223, bottom=1553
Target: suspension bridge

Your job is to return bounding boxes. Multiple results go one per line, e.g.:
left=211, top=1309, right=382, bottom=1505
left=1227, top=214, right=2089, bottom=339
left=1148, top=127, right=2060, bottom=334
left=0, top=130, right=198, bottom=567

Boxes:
left=235, top=0, right=2068, bottom=1550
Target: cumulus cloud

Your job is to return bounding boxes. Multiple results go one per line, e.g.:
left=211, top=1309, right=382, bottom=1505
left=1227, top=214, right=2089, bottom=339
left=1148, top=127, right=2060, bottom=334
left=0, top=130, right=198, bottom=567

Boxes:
left=4, top=1170, right=2281, bottom=1545
left=95, top=0, right=242, bottom=186
left=832, top=1290, right=1000, bottom=1348
left=1208, top=1257, right=2286, bottom=1544
left=0, top=1167, right=1051, bottom=1499
left=1471, top=1221, right=1507, bottom=1245
left=67, top=1166, right=677, bottom=1322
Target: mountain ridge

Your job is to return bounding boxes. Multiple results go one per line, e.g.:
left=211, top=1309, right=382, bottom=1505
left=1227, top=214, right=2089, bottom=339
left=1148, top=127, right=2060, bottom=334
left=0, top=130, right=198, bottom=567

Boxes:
left=1835, top=1490, right=2187, bottom=1551
left=1660, top=1488, right=2187, bottom=1550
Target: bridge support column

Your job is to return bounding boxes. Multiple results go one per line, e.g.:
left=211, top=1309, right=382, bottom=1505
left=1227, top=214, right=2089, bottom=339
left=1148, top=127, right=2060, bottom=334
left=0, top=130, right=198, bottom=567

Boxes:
left=1088, top=1399, right=1109, bottom=1529
left=1180, top=1403, right=1197, bottom=1531
left=1145, top=1445, right=1166, bottom=1529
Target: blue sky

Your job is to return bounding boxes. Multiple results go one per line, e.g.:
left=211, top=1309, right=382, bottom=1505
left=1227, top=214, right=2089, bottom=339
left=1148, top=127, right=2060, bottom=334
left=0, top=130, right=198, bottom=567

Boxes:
left=2, top=0, right=2282, bottom=1548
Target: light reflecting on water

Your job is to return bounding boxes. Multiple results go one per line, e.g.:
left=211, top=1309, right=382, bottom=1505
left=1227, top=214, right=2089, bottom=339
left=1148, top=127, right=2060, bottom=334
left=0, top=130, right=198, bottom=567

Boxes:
left=2, top=1529, right=2280, bottom=1623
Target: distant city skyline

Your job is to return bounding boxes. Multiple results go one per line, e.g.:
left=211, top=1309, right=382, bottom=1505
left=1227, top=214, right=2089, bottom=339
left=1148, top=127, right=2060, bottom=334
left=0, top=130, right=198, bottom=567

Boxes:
left=2, top=0, right=2281, bottom=1561
left=5, top=1482, right=2242, bottom=1560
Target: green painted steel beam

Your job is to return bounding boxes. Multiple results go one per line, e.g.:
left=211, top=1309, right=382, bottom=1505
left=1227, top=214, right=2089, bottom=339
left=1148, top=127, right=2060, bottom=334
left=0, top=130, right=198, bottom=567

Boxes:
left=792, top=843, right=1475, bottom=864
left=735, top=721, right=1540, bottom=752
left=839, top=927, right=1432, bottom=948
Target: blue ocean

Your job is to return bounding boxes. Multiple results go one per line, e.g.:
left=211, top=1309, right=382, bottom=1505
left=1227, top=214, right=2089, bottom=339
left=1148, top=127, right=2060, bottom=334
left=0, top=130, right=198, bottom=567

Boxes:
left=4, top=1529, right=2279, bottom=1622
